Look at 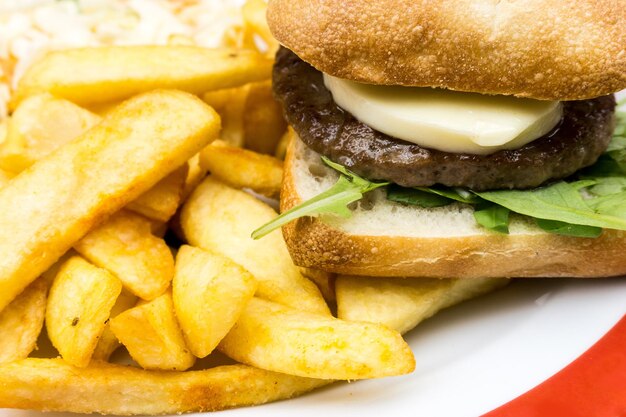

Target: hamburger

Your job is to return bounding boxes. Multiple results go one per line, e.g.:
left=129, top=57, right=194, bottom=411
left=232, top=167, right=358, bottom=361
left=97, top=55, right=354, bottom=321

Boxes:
left=254, top=0, right=626, bottom=279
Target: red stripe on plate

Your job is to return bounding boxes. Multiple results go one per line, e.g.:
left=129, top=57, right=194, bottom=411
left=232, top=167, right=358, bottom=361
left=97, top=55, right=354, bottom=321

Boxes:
left=483, top=314, right=626, bottom=417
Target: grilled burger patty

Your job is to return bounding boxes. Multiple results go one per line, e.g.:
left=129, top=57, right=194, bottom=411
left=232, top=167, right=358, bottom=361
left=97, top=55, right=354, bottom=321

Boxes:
left=274, top=47, right=616, bottom=190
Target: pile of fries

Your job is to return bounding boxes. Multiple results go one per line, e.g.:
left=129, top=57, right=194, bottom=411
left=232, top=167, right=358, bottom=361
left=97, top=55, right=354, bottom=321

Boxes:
left=0, top=1, right=508, bottom=415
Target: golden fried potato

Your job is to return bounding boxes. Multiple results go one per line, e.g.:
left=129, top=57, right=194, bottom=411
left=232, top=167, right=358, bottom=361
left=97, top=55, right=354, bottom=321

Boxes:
left=91, top=289, right=138, bottom=362
left=181, top=153, right=208, bottom=202
left=0, top=278, right=47, bottom=364
left=200, top=140, right=283, bottom=198
left=173, top=245, right=257, bottom=358
left=0, top=168, right=12, bottom=188
left=74, top=210, right=175, bottom=301
left=0, top=117, right=8, bottom=147
left=300, top=268, right=336, bottom=305
left=202, top=85, right=250, bottom=147
left=126, top=164, right=188, bottom=222
left=219, top=297, right=415, bottom=380
left=275, top=128, right=291, bottom=159
left=11, top=46, right=272, bottom=109
left=243, top=80, right=287, bottom=154
left=181, top=177, right=329, bottom=315
left=0, top=94, right=100, bottom=174
left=243, top=0, right=280, bottom=56
left=46, top=256, right=122, bottom=368
left=336, top=276, right=509, bottom=334
left=0, top=90, right=219, bottom=313
left=110, top=291, right=195, bottom=371
left=0, top=358, right=329, bottom=415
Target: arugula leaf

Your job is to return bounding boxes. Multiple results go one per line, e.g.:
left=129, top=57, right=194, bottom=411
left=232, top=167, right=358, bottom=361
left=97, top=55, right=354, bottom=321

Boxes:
left=535, top=219, right=602, bottom=238
left=415, top=186, right=482, bottom=204
left=474, top=181, right=626, bottom=230
left=251, top=157, right=388, bottom=239
left=387, top=184, right=453, bottom=207
left=474, top=204, right=510, bottom=234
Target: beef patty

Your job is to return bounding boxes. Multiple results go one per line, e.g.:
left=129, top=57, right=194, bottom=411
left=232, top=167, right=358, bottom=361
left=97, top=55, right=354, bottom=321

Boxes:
left=273, top=47, right=616, bottom=191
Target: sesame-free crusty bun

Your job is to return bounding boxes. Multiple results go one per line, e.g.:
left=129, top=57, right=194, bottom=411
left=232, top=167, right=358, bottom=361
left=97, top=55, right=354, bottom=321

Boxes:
left=267, top=0, right=626, bottom=101
left=281, top=131, right=626, bottom=278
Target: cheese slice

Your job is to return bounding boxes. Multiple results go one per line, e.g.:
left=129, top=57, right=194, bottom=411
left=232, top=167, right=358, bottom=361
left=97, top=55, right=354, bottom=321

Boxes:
left=323, top=74, right=563, bottom=155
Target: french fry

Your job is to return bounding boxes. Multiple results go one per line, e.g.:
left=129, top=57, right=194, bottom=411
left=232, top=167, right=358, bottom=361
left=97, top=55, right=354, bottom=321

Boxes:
left=0, top=117, right=8, bottom=147
left=200, top=139, right=283, bottom=198
left=11, top=46, right=272, bottom=109
left=91, top=289, right=138, bottom=362
left=181, top=153, right=209, bottom=202
left=46, top=256, right=122, bottom=368
left=173, top=245, right=257, bottom=358
left=219, top=297, right=415, bottom=380
left=0, top=90, right=219, bottom=313
left=0, top=94, right=101, bottom=174
left=110, top=291, right=195, bottom=371
left=336, top=276, right=510, bottom=334
left=243, top=80, right=287, bottom=154
left=126, top=164, right=188, bottom=222
left=0, top=358, right=329, bottom=415
left=242, top=0, right=280, bottom=56
left=0, top=168, right=12, bottom=188
left=300, top=268, right=336, bottom=305
left=0, top=95, right=191, bottom=218
left=74, top=210, right=175, bottom=301
left=275, top=128, right=291, bottom=159
left=202, top=85, right=250, bottom=147
left=181, top=177, right=330, bottom=315
left=0, top=278, right=47, bottom=364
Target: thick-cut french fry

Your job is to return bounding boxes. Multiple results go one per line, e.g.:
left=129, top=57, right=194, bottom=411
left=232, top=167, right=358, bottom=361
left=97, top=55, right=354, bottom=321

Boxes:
left=275, top=128, right=291, bottom=160
left=182, top=153, right=209, bottom=202
left=11, top=46, right=272, bottom=109
left=0, top=278, right=47, bottom=364
left=243, top=80, right=287, bottom=154
left=110, top=291, right=195, bottom=371
left=0, top=95, right=191, bottom=218
left=202, top=86, right=250, bottom=147
left=0, top=117, right=9, bottom=147
left=126, top=164, right=188, bottom=222
left=336, top=276, right=510, bottom=334
left=0, top=94, right=101, bottom=173
left=200, top=139, right=283, bottom=198
left=219, top=297, right=415, bottom=380
left=181, top=177, right=329, bottom=315
left=243, top=0, right=280, bottom=56
left=91, top=289, right=138, bottom=362
left=0, top=90, right=219, bottom=313
left=46, top=256, right=122, bottom=368
left=0, top=358, right=329, bottom=415
left=173, top=245, right=257, bottom=358
left=74, top=210, right=175, bottom=301
left=0, top=168, right=12, bottom=187
left=300, top=268, right=336, bottom=305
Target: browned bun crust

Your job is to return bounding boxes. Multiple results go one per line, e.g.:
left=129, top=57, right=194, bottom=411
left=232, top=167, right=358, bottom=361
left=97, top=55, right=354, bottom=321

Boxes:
left=281, top=132, right=626, bottom=279
left=267, top=0, right=626, bottom=100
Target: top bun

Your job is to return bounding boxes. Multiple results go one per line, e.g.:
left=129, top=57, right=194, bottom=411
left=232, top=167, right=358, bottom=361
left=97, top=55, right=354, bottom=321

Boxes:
left=267, top=0, right=626, bottom=100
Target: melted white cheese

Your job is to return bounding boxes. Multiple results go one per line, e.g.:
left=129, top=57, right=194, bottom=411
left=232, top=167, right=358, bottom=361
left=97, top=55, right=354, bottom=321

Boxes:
left=323, top=74, right=563, bottom=155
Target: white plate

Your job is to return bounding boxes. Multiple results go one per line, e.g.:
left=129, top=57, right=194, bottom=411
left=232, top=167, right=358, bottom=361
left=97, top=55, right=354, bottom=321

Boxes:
left=1, top=277, right=625, bottom=417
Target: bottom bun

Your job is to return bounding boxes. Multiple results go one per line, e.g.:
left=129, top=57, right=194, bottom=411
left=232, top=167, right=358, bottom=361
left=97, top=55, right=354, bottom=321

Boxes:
left=281, top=130, right=626, bottom=278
